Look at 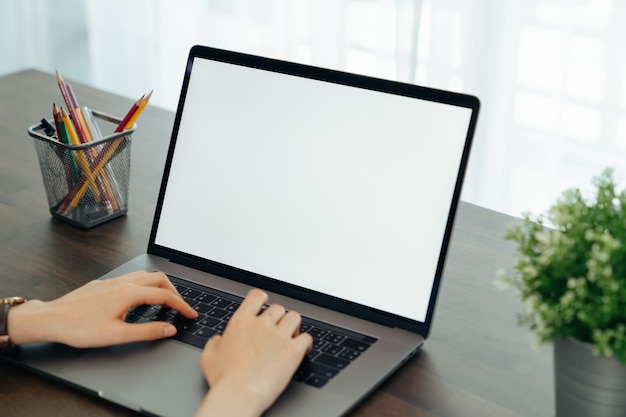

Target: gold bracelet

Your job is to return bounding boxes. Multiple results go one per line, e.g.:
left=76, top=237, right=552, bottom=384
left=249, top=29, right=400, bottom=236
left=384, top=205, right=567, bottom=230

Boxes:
left=0, top=297, right=27, bottom=353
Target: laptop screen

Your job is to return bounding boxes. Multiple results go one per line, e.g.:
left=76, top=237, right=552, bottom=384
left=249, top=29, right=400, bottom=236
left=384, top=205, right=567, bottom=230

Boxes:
left=153, top=47, right=477, bottom=325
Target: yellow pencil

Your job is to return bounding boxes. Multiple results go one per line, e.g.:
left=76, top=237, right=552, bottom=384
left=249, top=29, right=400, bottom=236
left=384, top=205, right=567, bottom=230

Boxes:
left=125, top=90, right=151, bottom=129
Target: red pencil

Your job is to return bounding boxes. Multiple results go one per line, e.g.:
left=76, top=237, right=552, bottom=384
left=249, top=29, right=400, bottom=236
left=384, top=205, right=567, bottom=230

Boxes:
left=114, top=94, right=144, bottom=133
left=52, top=103, right=62, bottom=141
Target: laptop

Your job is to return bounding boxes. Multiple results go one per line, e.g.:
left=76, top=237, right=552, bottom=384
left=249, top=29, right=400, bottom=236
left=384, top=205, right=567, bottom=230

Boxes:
left=7, top=45, right=479, bottom=416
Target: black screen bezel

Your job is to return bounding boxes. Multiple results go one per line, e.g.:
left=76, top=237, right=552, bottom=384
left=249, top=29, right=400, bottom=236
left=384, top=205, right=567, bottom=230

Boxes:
left=148, top=44, right=480, bottom=338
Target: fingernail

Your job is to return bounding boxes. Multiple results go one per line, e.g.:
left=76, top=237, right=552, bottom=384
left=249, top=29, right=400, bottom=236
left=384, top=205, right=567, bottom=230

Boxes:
left=163, top=325, right=176, bottom=338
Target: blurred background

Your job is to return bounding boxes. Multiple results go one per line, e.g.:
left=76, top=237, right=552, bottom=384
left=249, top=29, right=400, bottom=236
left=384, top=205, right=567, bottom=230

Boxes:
left=2, top=0, right=626, bottom=218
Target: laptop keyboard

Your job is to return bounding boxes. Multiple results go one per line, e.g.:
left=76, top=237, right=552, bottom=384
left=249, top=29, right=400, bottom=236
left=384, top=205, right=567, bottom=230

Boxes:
left=125, top=274, right=377, bottom=388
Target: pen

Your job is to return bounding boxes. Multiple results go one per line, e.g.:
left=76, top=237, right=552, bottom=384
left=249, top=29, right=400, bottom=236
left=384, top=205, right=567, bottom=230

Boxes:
left=82, top=107, right=103, bottom=141
left=40, top=118, right=56, bottom=137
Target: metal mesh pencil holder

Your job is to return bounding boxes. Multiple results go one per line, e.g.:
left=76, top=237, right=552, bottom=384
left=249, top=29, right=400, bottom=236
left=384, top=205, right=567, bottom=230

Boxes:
left=28, top=110, right=136, bottom=229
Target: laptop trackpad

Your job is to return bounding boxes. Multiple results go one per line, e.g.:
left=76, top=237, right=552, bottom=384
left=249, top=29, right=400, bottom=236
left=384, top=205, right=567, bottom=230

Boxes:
left=60, top=340, right=205, bottom=417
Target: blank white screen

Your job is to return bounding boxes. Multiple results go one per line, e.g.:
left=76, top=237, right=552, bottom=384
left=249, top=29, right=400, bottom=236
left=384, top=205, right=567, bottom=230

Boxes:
left=155, top=58, right=472, bottom=322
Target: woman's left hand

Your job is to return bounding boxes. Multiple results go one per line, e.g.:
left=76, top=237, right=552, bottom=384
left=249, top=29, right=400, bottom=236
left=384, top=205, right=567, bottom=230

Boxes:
left=8, top=271, right=198, bottom=348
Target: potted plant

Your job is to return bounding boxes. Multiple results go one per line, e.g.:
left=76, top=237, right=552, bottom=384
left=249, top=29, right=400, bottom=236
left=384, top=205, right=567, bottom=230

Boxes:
left=498, top=167, right=626, bottom=417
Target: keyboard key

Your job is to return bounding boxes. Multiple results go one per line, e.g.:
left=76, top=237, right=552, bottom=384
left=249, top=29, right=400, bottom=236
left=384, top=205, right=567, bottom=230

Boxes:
left=183, top=297, right=198, bottom=307
left=178, top=320, right=202, bottom=333
left=308, top=327, right=328, bottom=339
left=310, top=362, right=339, bottom=379
left=174, top=332, right=206, bottom=349
left=323, top=332, right=346, bottom=344
left=338, top=348, right=360, bottom=361
left=321, top=343, right=344, bottom=356
left=304, top=375, right=329, bottom=388
left=168, top=313, right=191, bottom=329
left=340, top=337, right=372, bottom=352
left=306, top=350, right=320, bottom=361
left=182, top=322, right=203, bottom=334
left=150, top=309, right=171, bottom=322
left=199, top=317, right=221, bottom=328
left=173, top=284, right=188, bottom=294
left=314, top=353, right=350, bottom=370
left=181, top=288, right=202, bottom=299
left=196, top=293, right=217, bottom=303
left=134, top=306, right=158, bottom=318
left=196, top=327, right=218, bottom=339
left=225, top=302, right=240, bottom=312
left=300, top=360, right=339, bottom=379
left=125, top=313, right=141, bottom=323
left=210, top=298, right=232, bottom=309
left=193, top=303, right=212, bottom=314
left=207, top=308, right=228, bottom=319
left=312, top=339, right=327, bottom=351
left=292, top=367, right=309, bottom=382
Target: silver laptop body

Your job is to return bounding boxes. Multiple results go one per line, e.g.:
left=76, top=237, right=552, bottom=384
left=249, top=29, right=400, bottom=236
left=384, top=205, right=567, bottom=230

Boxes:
left=6, top=45, right=479, bottom=417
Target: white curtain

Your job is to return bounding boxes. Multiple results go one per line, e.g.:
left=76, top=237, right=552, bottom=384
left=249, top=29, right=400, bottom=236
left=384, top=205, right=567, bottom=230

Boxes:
left=2, top=0, right=625, bottom=217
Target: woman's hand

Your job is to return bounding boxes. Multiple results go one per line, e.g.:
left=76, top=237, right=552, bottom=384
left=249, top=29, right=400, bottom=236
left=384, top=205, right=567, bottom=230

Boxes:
left=8, top=271, right=197, bottom=348
left=195, top=289, right=312, bottom=417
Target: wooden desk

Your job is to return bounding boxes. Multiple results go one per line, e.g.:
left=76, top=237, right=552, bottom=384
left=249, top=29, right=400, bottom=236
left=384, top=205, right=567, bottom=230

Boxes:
left=0, top=70, right=553, bottom=417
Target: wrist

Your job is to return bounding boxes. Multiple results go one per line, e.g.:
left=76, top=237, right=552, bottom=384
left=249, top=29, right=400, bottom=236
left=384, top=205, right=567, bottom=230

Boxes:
left=195, top=380, right=265, bottom=417
left=7, top=300, right=50, bottom=345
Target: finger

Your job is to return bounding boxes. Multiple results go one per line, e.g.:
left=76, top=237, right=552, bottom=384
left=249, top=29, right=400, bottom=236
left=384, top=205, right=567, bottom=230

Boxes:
left=293, top=332, right=313, bottom=354
left=204, top=334, right=221, bottom=349
left=110, top=321, right=177, bottom=345
left=202, top=334, right=221, bottom=353
left=127, top=286, right=198, bottom=318
left=276, top=310, right=302, bottom=336
left=262, top=303, right=286, bottom=323
left=125, top=271, right=180, bottom=295
left=200, top=335, right=222, bottom=364
left=110, top=270, right=148, bottom=281
left=234, top=289, right=269, bottom=317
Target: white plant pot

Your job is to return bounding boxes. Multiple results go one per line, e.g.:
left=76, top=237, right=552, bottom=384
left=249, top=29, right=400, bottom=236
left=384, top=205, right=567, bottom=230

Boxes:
left=554, top=337, right=626, bottom=417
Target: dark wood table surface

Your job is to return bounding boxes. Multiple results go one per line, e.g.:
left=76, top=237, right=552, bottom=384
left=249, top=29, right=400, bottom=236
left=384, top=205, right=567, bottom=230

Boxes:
left=0, top=70, right=553, bottom=417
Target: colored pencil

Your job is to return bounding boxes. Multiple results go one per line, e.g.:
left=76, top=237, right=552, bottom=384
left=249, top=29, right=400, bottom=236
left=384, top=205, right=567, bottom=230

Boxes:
left=56, top=71, right=88, bottom=144
left=58, top=91, right=151, bottom=213
left=52, top=103, right=77, bottom=188
left=67, top=84, right=94, bottom=143
left=59, top=108, right=102, bottom=202
left=66, top=83, right=118, bottom=210
left=58, top=76, right=119, bottom=211
left=114, top=94, right=144, bottom=133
